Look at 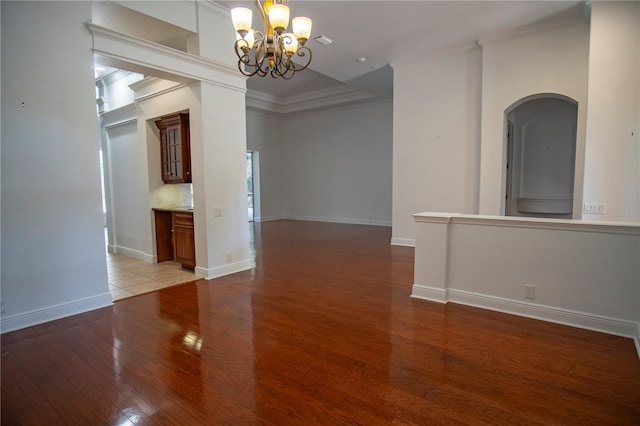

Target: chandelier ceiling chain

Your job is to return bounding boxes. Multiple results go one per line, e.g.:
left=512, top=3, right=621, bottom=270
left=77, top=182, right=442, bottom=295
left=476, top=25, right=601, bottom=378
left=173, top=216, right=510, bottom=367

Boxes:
left=231, top=0, right=312, bottom=80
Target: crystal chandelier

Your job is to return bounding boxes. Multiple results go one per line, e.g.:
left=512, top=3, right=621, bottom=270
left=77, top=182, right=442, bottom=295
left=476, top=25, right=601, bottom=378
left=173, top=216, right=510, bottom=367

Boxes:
left=231, top=0, right=312, bottom=79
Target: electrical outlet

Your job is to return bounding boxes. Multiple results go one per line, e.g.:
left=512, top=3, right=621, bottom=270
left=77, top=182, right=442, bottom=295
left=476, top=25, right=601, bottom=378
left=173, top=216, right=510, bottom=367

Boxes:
left=213, top=208, right=223, bottom=217
left=524, top=284, right=536, bottom=300
left=225, top=253, right=232, bottom=263
left=583, top=203, right=605, bottom=214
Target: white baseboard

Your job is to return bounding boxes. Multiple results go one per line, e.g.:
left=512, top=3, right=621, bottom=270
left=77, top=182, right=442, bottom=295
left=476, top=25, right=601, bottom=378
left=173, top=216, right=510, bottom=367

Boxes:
left=391, top=237, right=415, bottom=247
left=255, top=215, right=285, bottom=222
left=1, top=293, right=113, bottom=334
left=113, top=245, right=153, bottom=263
left=410, top=284, right=447, bottom=303
left=195, top=259, right=253, bottom=280
left=284, top=215, right=391, bottom=227
left=411, top=285, right=638, bottom=343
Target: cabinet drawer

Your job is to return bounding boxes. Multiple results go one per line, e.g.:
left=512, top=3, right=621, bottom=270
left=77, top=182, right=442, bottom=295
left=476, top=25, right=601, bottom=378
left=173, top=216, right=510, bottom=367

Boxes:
left=173, top=212, right=194, bottom=227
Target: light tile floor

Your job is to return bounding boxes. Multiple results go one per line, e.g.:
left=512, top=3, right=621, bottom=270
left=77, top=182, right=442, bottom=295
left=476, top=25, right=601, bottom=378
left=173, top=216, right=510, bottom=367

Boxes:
left=107, top=251, right=198, bottom=301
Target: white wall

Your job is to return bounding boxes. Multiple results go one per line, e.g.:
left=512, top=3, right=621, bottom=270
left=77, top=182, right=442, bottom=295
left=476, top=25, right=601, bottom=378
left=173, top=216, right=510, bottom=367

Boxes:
left=105, top=119, right=152, bottom=258
left=391, top=46, right=482, bottom=245
left=246, top=109, right=285, bottom=221
left=114, top=0, right=198, bottom=33
left=1, top=1, right=112, bottom=331
left=281, top=101, right=393, bottom=226
left=583, top=1, right=640, bottom=223
left=478, top=20, right=590, bottom=216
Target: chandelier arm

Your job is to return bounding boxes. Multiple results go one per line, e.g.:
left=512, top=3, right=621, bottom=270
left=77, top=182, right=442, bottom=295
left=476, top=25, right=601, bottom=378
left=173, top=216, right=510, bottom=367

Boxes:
left=237, top=51, right=262, bottom=77
left=278, top=66, right=296, bottom=80
left=287, top=46, right=312, bottom=72
left=234, top=39, right=248, bottom=57
left=237, top=61, right=258, bottom=77
left=254, top=40, right=269, bottom=73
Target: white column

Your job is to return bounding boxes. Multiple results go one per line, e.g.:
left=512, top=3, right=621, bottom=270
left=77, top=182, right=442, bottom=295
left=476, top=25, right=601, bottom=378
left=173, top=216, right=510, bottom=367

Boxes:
left=411, top=213, right=455, bottom=303
left=192, top=82, right=252, bottom=279
left=583, top=1, right=640, bottom=223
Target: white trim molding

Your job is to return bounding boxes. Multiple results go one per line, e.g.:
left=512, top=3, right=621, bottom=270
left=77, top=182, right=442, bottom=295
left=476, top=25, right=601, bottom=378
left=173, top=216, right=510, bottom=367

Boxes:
left=390, top=237, right=415, bottom=247
left=87, top=23, right=247, bottom=94
left=104, top=117, right=137, bottom=130
left=477, top=14, right=588, bottom=47
left=198, top=0, right=230, bottom=20
left=195, top=259, right=253, bottom=280
left=412, top=213, right=640, bottom=358
left=112, top=245, right=154, bottom=264
left=246, top=85, right=376, bottom=114
left=448, top=289, right=639, bottom=339
left=413, top=212, right=640, bottom=235
left=0, top=293, right=113, bottom=334
left=411, top=287, right=638, bottom=342
left=284, top=215, right=391, bottom=227
left=410, top=284, right=446, bottom=304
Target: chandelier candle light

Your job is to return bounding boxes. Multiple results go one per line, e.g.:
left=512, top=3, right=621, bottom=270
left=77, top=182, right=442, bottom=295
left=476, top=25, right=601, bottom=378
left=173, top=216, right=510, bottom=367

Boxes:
left=231, top=0, right=312, bottom=79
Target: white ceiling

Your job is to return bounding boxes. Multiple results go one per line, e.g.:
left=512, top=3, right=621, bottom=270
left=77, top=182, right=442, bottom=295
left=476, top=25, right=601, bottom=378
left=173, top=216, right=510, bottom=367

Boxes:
left=218, top=0, right=586, bottom=99
left=94, top=1, right=587, bottom=100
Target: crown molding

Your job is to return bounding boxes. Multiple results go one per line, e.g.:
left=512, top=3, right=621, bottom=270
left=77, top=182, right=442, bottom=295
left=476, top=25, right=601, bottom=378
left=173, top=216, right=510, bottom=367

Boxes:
left=104, top=117, right=138, bottom=130
left=477, top=14, right=588, bottom=46
left=392, top=41, right=480, bottom=69
left=128, top=76, right=187, bottom=101
left=99, top=103, right=137, bottom=125
left=128, top=75, right=168, bottom=92
left=198, top=0, right=231, bottom=20
left=134, top=81, right=189, bottom=104
left=95, top=68, right=138, bottom=86
left=87, top=23, right=246, bottom=94
left=246, top=85, right=376, bottom=114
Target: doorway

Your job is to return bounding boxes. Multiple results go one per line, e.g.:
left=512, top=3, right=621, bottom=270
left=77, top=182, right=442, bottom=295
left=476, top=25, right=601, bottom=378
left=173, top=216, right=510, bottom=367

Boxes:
left=247, top=151, right=254, bottom=221
left=505, top=95, right=578, bottom=219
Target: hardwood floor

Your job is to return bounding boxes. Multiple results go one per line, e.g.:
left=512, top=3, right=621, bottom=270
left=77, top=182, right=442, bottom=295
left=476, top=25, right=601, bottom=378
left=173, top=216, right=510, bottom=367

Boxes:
left=2, top=220, right=639, bottom=425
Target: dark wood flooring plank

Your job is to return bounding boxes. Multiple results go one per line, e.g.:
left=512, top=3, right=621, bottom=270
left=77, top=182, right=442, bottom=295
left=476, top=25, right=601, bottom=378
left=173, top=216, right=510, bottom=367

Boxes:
left=2, top=220, right=639, bottom=425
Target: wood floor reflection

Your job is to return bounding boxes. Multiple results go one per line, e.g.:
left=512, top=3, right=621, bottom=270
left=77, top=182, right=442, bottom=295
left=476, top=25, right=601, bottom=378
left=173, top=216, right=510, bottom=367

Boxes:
left=2, top=220, right=639, bottom=425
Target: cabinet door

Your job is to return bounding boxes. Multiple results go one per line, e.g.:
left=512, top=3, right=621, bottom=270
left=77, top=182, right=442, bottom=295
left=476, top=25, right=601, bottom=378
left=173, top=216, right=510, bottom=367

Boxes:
left=154, top=211, right=173, bottom=263
left=163, top=124, right=183, bottom=182
left=172, top=212, right=195, bottom=269
left=156, top=113, right=191, bottom=184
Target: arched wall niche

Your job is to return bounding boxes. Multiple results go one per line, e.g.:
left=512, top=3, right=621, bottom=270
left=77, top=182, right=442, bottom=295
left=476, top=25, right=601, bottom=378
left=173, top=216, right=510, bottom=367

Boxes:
left=504, top=93, right=578, bottom=219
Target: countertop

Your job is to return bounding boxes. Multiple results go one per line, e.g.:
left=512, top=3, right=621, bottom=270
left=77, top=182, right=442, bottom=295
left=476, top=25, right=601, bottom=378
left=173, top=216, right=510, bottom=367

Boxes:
left=152, top=206, right=194, bottom=213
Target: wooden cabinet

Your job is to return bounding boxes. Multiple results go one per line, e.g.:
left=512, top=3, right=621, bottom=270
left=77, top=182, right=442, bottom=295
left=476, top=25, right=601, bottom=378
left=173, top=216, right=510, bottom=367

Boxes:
left=154, top=210, right=174, bottom=263
left=172, top=212, right=195, bottom=270
left=154, top=210, right=195, bottom=270
left=155, top=113, right=191, bottom=184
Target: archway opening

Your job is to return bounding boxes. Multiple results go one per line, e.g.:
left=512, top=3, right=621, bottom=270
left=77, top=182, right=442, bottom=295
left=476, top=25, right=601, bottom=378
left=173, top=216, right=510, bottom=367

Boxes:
left=505, top=94, right=578, bottom=219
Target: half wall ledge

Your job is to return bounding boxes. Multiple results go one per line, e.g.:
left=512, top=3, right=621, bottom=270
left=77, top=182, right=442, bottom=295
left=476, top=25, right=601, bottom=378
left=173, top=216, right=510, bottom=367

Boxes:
left=412, top=212, right=640, bottom=358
